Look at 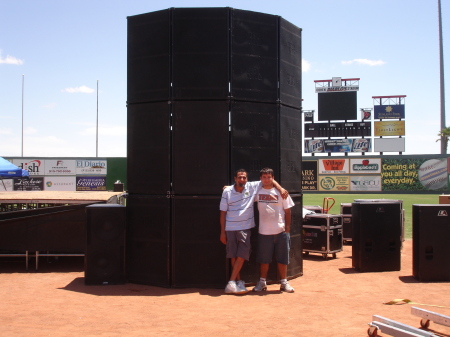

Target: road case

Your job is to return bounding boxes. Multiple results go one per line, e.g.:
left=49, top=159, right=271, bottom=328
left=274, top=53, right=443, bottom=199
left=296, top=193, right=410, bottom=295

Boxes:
left=302, top=214, right=343, bottom=259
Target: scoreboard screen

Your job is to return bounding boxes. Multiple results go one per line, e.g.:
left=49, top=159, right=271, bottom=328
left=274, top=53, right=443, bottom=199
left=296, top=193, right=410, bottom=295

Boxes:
left=318, top=91, right=357, bottom=121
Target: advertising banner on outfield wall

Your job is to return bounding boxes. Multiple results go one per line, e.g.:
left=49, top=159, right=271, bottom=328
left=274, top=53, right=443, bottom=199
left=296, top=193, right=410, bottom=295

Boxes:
left=382, top=158, right=448, bottom=191
left=12, top=159, right=44, bottom=176
left=302, top=161, right=318, bottom=191
left=349, top=176, right=382, bottom=192
left=13, top=177, right=44, bottom=191
left=44, top=160, right=76, bottom=175
left=305, top=139, right=371, bottom=153
left=374, top=121, right=405, bottom=136
left=76, top=160, right=107, bottom=175
left=44, top=177, right=76, bottom=191
left=319, top=159, right=349, bottom=174
left=76, top=176, right=106, bottom=191
left=1, top=179, right=14, bottom=191
left=350, top=158, right=381, bottom=174
left=318, top=176, right=350, bottom=191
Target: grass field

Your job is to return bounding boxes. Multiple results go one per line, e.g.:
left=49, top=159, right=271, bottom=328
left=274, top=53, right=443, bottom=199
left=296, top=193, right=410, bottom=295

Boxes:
left=302, top=194, right=442, bottom=239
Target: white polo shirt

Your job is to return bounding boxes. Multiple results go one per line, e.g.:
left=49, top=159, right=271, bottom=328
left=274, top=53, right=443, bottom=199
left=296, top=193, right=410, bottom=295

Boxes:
left=220, top=181, right=262, bottom=231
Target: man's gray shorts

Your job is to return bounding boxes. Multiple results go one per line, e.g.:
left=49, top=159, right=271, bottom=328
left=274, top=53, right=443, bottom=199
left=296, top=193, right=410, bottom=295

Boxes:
left=226, top=229, right=252, bottom=261
left=256, top=232, right=290, bottom=265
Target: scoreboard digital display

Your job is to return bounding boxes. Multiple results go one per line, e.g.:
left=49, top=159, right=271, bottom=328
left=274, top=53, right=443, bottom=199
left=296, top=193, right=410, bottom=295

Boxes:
left=318, top=91, right=357, bottom=121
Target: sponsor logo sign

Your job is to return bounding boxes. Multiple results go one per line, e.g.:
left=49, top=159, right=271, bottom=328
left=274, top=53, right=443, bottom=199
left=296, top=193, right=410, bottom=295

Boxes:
left=44, top=176, right=76, bottom=191
left=76, top=176, right=106, bottom=191
left=350, top=159, right=381, bottom=174
left=13, top=177, right=44, bottom=191
left=76, top=160, right=107, bottom=175
left=44, top=160, right=76, bottom=175
left=319, top=159, right=349, bottom=174
left=315, top=86, right=359, bottom=93
left=374, top=105, right=405, bottom=119
left=318, top=176, right=349, bottom=191
left=1, top=179, right=14, bottom=191
left=352, top=138, right=371, bottom=152
left=13, top=159, right=43, bottom=176
left=305, top=139, right=324, bottom=153
left=374, top=121, right=405, bottom=136
left=323, top=139, right=352, bottom=153
left=302, top=161, right=318, bottom=191
left=349, top=176, right=382, bottom=192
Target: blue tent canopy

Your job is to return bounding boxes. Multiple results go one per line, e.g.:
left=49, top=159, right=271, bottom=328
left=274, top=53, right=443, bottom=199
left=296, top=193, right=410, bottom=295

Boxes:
left=0, top=157, right=29, bottom=178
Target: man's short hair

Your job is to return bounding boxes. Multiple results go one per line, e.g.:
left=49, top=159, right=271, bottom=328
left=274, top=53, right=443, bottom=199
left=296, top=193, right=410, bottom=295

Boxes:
left=260, top=167, right=274, bottom=177
left=234, top=168, right=247, bottom=177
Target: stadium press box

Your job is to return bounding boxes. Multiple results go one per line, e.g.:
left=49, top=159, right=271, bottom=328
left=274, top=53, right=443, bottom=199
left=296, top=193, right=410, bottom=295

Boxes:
left=302, top=214, right=343, bottom=259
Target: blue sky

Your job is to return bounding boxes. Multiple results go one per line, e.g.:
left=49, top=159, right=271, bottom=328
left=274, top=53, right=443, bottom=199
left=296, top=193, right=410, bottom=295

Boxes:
left=1, top=0, right=448, bottom=157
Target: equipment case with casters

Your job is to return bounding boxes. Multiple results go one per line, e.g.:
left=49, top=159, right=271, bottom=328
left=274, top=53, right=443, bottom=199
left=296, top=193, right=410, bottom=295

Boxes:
left=342, top=214, right=353, bottom=243
left=302, top=214, right=343, bottom=259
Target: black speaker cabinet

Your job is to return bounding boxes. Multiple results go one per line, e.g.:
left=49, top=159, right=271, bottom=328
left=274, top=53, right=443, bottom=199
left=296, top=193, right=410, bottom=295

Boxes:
left=172, top=101, right=229, bottom=195
left=172, top=196, right=227, bottom=288
left=127, top=102, right=170, bottom=195
left=85, top=204, right=126, bottom=285
left=352, top=202, right=402, bottom=272
left=413, top=204, right=450, bottom=282
left=126, top=195, right=171, bottom=287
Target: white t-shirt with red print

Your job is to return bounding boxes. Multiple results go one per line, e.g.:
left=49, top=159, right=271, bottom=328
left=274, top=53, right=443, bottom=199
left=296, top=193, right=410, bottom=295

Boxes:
left=256, top=187, right=294, bottom=235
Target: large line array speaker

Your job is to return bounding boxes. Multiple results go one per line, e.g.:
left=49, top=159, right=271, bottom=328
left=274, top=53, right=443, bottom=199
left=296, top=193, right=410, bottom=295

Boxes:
left=85, top=204, right=126, bottom=285
left=413, top=204, right=450, bottom=281
left=126, top=7, right=302, bottom=287
left=352, top=201, right=402, bottom=272
left=127, top=8, right=302, bottom=107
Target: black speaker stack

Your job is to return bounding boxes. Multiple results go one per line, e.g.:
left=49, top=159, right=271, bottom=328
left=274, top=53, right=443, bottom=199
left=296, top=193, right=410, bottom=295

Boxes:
left=126, top=8, right=302, bottom=287
left=85, top=204, right=126, bottom=285
left=413, top=204, right=450, bottom=282
left=352, top=201, right=402, bottom=272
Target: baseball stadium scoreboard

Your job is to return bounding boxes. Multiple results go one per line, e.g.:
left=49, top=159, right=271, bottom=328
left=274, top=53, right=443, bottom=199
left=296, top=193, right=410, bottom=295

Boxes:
left=304, top=77, right=406, bottom=155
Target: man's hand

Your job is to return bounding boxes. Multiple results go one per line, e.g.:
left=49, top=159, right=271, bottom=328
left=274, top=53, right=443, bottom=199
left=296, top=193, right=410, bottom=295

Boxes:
left=220, top=231, right=227, bottom=245
left=280, top=188, right=289, bottom=200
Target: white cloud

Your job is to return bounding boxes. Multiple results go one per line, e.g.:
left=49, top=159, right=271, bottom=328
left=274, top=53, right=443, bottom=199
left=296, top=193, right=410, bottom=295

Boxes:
left=341, top=58, right=386, bottom=66
left=61, top=85, right=95, bottom=94
left=0, top=51, right=24, bottom=65
left=302, top=59, right=311, bottom=72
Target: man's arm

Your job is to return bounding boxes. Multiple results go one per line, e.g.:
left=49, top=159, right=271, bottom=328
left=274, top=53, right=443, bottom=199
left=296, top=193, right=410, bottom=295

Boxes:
left=273, top=180, right=289, bottom=200
left=220, top=211, right=227, bottom=244
left=284, top=208, right=291, bottom=233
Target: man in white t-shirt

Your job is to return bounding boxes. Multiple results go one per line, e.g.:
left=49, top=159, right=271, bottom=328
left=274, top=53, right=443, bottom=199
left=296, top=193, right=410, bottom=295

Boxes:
left=220, top=169, right=288, bottom=295
left=253, top=167, right=296, bottom=293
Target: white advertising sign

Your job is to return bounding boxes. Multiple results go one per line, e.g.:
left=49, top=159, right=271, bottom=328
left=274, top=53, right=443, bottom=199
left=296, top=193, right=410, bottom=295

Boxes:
left=350, top=158, right=382, bottom=174
left=76, top=159, right=107, bottom=175
left=44, top=176, right=77, bottom=191
left=44, top=160, right=76, bottom=175
left=12, top=159, right=44, bottom=176
left=349, top=176, right=382, bottom=192
left=374, top=138, right=406, bottom=152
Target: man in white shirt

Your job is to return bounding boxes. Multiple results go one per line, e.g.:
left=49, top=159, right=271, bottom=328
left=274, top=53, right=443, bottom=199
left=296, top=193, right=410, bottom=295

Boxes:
left=220, top=169, right=287, bottom=295
left=253, top=167, right=295, bottom=293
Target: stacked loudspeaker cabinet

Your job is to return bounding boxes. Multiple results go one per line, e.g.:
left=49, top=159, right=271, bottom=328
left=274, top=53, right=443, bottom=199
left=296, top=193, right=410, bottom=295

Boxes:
left=127, top=8, right=302, bottom=287
left=412, top=204, right=450, bottom=281
left=352, top=201, right=402, bottom=272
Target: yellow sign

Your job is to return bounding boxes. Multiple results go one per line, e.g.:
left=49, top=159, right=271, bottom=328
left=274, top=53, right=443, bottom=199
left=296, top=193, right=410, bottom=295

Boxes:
left=318, top=176, right=350, bottom=191
left=374, top=121, right=405, bottom=136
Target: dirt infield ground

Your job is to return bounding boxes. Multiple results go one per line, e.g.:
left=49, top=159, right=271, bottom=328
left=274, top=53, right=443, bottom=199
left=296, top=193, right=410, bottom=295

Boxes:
left=1, top=240, right=449, bottom=337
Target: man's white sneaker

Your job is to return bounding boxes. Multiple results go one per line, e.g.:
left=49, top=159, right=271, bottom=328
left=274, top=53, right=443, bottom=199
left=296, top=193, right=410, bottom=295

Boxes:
left=252, top=280, right=267, bottom=292
left=280, top=281, right=294, bottom=293
left=235, top=280, right=249, bottom=294
left=225, top=281, right=238, bottom=294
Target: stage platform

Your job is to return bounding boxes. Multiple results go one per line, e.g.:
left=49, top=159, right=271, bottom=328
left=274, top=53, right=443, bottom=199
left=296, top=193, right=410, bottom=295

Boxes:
left=0, top=191, right=123, bottom=205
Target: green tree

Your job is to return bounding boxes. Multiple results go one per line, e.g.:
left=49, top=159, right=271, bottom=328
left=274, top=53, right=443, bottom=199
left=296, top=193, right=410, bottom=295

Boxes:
left=436, top=127, right=450, bottom=153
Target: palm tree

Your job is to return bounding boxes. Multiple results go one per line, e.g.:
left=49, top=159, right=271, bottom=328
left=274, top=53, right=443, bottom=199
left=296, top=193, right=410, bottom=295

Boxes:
left=436, top=127, right=450, bottom=153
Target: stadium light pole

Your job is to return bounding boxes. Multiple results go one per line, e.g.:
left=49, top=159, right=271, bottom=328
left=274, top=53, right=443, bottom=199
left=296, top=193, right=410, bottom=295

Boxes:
left=21, top=74, right=24, bottom=157
left=439, top=0, right=446, bottom=154
left=96, top=79, right=99, bottom=157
